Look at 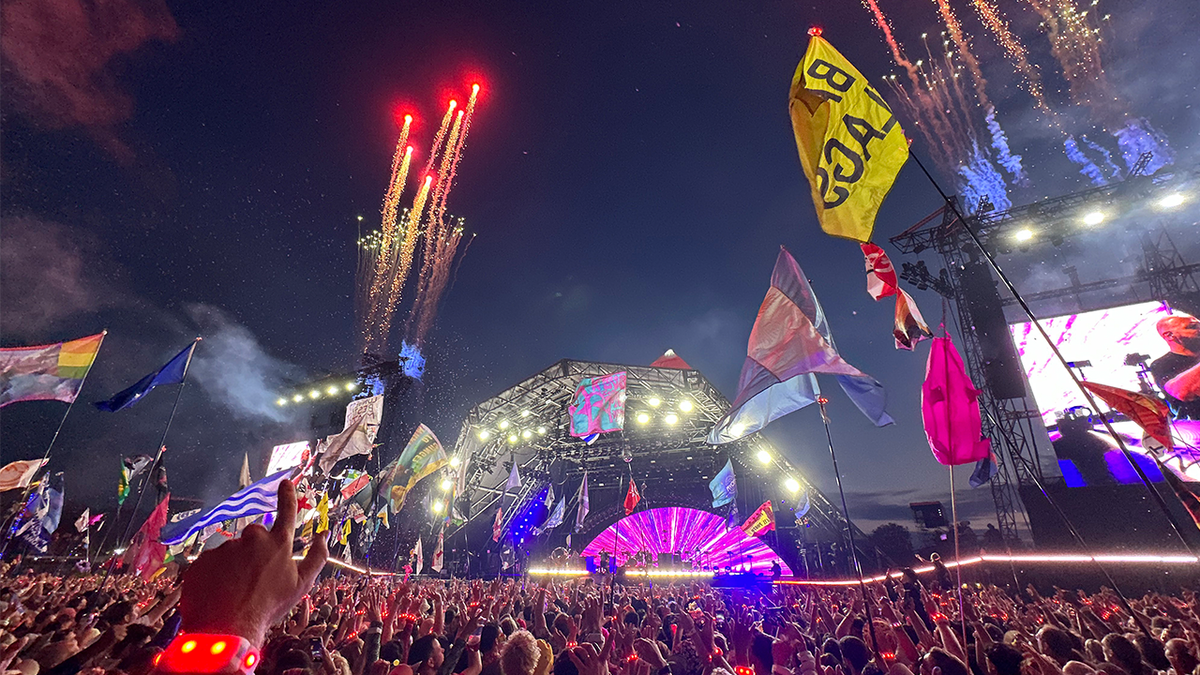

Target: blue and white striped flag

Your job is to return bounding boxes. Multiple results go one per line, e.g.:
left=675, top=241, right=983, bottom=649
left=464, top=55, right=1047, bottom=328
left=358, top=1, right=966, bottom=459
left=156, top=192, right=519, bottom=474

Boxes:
left=161, top=468, right=294, bottom=546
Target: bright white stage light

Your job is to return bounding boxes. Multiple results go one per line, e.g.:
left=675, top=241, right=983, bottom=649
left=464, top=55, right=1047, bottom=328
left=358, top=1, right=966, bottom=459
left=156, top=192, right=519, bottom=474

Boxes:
left=478, top=430, right=490, bottom=441
left=1014, top=228, right=1034, bottom=242
left=756, top=449, right=771, bottom=464
left=679, top=400, right=693, bottom=412
left=449, top=456, right=461, bottom=468
left=326, top=386, right=339, bottom=395
left=499, top=420, right=510, bottom=430
left=521, top=410, right=531, bottom=418
left=431, top=500, right=445, bottom=513
left=648, top=397, right=661, bottom=407
left=276, top=398, right=287, bottom=406
left=440, top=479, right=453, bottom=491
left=308, top=390, right=320, bottom=399
left=522, top=429, right=532, bottom=439
left=664, top=413, right=678, bottom=425
left=636, top=412, right=650, bottom=424
left=537, top=426, right=547, bottom=434
left=508, top=434, right=518, bottom=444
left=345, top=382, right=357, bottom=391
left=785, top=477, right=801, bottom=493
left=1158, top=193, right=1185, bottom=209
left=292, top=394, right=303, bottom=403
left=1081, top=211, right=1105, bottom=226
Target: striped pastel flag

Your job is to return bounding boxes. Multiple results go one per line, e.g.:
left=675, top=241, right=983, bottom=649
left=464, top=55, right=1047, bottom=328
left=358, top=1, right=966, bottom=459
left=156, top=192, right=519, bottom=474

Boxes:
left=0, top=333, right=105, bottom=407
left=160, top=468, right=293, bottom=546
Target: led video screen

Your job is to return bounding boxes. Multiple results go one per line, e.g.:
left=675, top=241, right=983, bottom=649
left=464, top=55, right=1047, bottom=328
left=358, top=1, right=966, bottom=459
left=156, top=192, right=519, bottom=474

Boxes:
left=1010, top=301, right=1200, bottom=486
left=266, top=441, right=309, bottom=475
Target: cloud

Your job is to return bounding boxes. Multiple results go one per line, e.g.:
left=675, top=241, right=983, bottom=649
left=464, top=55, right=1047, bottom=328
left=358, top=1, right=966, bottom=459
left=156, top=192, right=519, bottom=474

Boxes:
left=0, top=215, right=123, bottom=338
left=0, top=0, right=179, bottom=161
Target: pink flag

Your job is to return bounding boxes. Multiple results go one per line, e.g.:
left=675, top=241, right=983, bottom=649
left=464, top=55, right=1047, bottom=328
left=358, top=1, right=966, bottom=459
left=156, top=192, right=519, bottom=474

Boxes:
left=921, top=337, right=990, bottom=466
left=127, top=494, right=170, bottom=579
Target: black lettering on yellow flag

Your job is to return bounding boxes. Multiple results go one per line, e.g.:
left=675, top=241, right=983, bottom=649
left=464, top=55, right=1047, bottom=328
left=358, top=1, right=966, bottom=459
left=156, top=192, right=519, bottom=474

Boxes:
left=789, top=32, right=908, bottom=242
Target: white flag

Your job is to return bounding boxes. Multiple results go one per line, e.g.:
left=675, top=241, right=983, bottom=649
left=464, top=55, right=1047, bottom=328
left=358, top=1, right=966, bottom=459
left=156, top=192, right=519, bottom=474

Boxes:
left=506, top=463, right=521, bottom=491
left=318, top=396, right=383, bottom=474
left=431, top=530, right=444, bottom=573
left=412, top=537, right=424, bottom=575
left=0, top=458, right=48, bottom=492
left=574, top=472, right=589, bottom=532
left=75, top=508, right=90, bottom=533
left=545, top=483, right=555, bottom=508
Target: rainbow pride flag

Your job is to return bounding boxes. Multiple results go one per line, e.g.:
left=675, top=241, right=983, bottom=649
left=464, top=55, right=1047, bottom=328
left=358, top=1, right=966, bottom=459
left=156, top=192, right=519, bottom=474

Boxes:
left=0, top=333, right=105, bottom=407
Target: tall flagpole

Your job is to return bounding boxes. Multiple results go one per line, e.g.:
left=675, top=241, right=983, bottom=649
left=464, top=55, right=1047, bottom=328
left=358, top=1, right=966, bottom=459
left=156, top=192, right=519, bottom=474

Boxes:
left=908, top=154, right=1199, bottom=555
left=817, top=397, right=881, bottom=660
left=948, top=465, right=968, bottom=650
left=0, top=330, right=108, bottom=558
left=103, top=338, right=200, bottom=586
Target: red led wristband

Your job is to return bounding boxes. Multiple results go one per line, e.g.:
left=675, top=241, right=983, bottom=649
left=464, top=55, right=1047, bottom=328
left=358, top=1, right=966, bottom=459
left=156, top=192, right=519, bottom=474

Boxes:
left=154, top=634, right=259, bottom=675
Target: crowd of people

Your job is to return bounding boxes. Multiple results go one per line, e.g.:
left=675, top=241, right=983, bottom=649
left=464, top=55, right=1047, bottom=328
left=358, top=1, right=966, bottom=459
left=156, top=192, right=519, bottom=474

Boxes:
left=2, top=481, right=1199, bottom=675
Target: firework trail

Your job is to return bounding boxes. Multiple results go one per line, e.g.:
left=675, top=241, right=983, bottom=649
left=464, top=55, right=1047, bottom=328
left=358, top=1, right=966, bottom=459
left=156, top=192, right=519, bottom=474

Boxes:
left=931, top=0, right=990, bottom=109
left=860, top=0, right=919, bottom=84
left=1064, top=136, right=1108, bottom=185
left=358, top=115, right=413, bottom=354
left=1114, top=118, right=1175, bottom=176
left=957, top=142, right=1012, bottom=211
left=984, top=106, right=1028, bottom=185
left=968, top=0, right=1049, bottom=113
left=1081, top=135, right=1122, bottom=180
left=407, top=86, right=480, bottom=346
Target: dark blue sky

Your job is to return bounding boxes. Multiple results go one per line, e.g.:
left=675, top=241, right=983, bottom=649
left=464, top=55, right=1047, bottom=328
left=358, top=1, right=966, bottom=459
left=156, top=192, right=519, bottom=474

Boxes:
left=2, top=0, right=1197, bottom=536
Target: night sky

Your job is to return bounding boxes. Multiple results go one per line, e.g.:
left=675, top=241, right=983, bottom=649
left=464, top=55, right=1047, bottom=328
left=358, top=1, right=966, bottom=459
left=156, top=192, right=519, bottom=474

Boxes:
left=2, top=0, right=1198, bottom=537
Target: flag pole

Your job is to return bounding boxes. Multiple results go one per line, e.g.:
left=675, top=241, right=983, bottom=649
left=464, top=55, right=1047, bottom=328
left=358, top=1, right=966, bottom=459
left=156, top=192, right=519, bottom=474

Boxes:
left=817, top=397, right=882, bottom=661
left=0, top=331, right=108, bottom=557
left=104, top=338, right=199, bottom=586
left=948, top=465, right=968, bottom=651
left=906, top=153, right=1199, bottom=555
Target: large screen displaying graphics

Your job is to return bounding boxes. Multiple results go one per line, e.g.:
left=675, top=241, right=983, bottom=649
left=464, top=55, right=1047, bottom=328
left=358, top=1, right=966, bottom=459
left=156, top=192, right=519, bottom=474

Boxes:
left=1010, top=301, right=1200, bottom=486
left=266, top=441, right=309, bottom=475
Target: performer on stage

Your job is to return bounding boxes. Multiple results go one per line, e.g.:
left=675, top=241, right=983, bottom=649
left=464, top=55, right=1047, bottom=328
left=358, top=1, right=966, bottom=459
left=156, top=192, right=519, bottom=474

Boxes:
left=1152, top=314, right=1200, bottom=419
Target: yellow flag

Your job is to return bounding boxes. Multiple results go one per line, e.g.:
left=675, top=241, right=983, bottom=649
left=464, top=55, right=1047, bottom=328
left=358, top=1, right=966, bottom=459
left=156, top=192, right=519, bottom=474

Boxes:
left=789, top=32, right=908, bottom=242
left=376, top=504, right=390, bottom=529
left=316, top=493, right=330, bottom=534
left=339, top=517, right=351, bottom=545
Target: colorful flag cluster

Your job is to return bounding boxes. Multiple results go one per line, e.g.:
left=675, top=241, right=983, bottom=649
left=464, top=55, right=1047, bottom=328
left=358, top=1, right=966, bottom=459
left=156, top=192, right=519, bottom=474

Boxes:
left=0, top=333, right=104, bottom=408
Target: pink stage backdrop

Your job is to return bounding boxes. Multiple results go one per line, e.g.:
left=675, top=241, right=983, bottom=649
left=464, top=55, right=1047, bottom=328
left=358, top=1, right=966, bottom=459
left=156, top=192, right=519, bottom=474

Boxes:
left=581, top=506, right=792, bottom=575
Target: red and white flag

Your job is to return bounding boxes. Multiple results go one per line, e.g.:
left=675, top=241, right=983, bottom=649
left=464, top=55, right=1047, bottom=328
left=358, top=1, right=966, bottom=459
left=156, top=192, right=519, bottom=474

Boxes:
left=623, top=479, right=641, bottom=515
left=861, top=243, right=931, bottom=350
left=431, top=529, right=444, bottom=572
left=492, top=507, right=503, bottom=542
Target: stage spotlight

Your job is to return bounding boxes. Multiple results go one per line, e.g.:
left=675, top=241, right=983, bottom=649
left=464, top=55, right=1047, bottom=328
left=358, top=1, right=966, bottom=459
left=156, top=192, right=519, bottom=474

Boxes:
left=478, top=430, right=490, bottom=441
left=345, top=382, right=357, bottom=391
left=785, top=477, right=801, bottom=493
left=537, top=426, right=547, bottom=434
left=1081, top=211, right=1105, bottom=226
left=309, top=390, right=320, bottom=399
left=292, top=394, right=303, bottom=403
left=521, top=410, right=531, bottom=417
left=449, top=456, right=461, bottom=467
left=440, top=479, right=453, bottom=491
left=431, top=500, right=445, bottom=514
left=636, top=412, right=650, bottom=424
left=756, top=449, right=771, bottom=464
left=648, top=397, right=661, bottom=407
left=665, top=413, right=679, bottom=425
left=679, top=400, right=693, bottom=412
left=1014, top=229, right=1033, bottom=242
left=522, top=429, right=532, bottom=439
left=1158, top=193, right=1185, bottom=210
left=730, top=422, right=746, bottom=436
left=508, top=434, right=518, bottom=444
left=326, top=386, right=339, bottom=395
left=276, top=398, right=287, bottom=406
left=499, top=420, right=510, bottom=430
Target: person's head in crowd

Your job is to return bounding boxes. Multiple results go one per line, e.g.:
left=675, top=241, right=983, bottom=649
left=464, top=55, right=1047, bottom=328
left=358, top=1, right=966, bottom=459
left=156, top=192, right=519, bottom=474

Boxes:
left=409, top=635, right=445, bottom=675
left=1165, top=638, right=1199, bottom=675
left=1038, top=626, right=1086, bottom=666
left=500, top=630, right=540, bottom=675
left=986, top=643, right=1024, bottom=675
left=921, top=648, right=969, bottom=675
left=500, top=617, right=518, bottom=637
left=838, top=636, right=870, bottom=675
left=480, top=624, right=502, bottom=660
left=1133, top=633, right=1171, bottom=672
left=750, top=631, right=775, bottom=675
left=1104, top=634, right=1152, bottom=675
left=1064, top=661, right=1098, bottom=675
